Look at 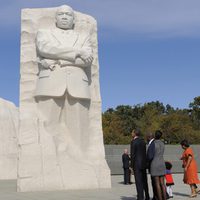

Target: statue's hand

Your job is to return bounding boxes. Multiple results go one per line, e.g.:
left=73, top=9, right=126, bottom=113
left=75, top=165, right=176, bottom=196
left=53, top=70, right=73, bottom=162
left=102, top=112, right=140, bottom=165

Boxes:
left=40, top=59, right=49, bottom=68
left=38, top=58, right=59, bottom=70
left=49, top=64, right=56, bottom=71
left=78, top=50, right=93, bottom=64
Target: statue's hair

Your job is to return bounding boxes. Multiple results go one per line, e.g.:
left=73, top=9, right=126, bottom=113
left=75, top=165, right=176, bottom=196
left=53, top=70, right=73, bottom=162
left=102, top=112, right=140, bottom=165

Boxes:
left=56, top=5, right=74, bottom=16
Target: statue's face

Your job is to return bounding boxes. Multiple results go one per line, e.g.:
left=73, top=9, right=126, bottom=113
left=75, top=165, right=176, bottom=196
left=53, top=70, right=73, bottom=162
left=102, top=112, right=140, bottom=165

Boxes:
left=56, top=6, right=74, bottom=30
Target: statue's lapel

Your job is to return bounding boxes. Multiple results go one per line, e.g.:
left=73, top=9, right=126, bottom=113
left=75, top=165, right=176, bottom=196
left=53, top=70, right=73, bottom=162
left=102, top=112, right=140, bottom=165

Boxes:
left=52, top=29, right=78, bottom=47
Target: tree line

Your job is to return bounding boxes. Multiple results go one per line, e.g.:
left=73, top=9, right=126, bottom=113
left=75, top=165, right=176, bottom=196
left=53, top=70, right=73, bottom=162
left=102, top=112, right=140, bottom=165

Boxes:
left=102, top=96, right=200, bottom=144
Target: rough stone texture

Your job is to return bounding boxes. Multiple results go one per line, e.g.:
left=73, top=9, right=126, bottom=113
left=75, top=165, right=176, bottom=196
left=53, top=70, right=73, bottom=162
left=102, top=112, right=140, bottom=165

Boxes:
left=18, top=6, right=111, bottom=192
left=0, top=98, right=18, bottom=179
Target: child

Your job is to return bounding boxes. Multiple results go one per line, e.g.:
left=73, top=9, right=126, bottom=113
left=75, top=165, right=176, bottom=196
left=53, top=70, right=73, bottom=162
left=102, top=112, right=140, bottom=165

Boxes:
left=165, top=161, right=174, bottom=198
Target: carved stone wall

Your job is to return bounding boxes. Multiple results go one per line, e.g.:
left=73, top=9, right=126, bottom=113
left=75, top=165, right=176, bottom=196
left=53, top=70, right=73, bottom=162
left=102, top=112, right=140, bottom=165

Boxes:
left=0, top=98, right=18, bottom=179
left=18, top=6, right=111, bottom=191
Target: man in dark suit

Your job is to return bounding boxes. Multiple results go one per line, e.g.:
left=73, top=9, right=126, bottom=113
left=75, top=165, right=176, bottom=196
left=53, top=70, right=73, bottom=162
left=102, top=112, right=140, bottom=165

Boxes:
left=122, top=148, right=131, bottom=184
left=146, top=133, right=157, bottom=200
left=131, top=129, right=150, bottom=200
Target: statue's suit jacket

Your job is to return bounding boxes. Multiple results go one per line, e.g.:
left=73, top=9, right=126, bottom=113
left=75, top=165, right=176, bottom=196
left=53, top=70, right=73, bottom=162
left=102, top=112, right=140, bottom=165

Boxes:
left=35, top=28, right=92, bottom=99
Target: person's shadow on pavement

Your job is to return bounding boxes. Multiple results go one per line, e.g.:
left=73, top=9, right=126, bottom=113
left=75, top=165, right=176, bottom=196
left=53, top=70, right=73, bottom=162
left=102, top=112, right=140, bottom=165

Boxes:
left=121, top=196, right=137, bottom=200
left=173, top=192, right=190, bottom=197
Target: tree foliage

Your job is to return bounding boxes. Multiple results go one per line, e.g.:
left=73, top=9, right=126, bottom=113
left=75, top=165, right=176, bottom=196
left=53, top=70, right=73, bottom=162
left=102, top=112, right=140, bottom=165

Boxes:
left=102, top=97, right=200, bottom=144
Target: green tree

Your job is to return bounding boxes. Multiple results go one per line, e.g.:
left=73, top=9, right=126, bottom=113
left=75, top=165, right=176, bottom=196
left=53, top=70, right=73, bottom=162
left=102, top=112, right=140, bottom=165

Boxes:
left=135, top=101, right=165, bottom=133
left=159, top=112, right=193, bottom=144
left=102, top=98, right=200, bottom=144
left=189, top=96, right=200, bottom=129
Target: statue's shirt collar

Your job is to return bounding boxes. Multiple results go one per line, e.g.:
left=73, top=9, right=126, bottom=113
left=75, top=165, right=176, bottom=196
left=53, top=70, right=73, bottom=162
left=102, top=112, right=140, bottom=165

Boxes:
left=51, top=28, right=78, bottom=46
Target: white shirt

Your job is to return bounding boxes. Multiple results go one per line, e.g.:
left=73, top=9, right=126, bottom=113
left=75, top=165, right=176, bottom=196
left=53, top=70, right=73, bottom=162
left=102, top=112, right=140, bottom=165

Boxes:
left=133, top=136, right=139, bottom=140
left=147, top=138, right=154, bottom=149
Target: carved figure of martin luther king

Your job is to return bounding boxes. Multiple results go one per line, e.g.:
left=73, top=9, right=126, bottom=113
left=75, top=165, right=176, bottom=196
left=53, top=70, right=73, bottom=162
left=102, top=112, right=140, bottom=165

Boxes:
left=35, top=5, right=93, bottom=154
left=18, top=4, right=111, bottom=191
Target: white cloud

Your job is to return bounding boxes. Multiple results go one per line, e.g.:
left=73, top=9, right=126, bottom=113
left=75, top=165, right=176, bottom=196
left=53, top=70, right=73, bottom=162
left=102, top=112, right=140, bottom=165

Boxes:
left=1, top=0, right=200, bottom=38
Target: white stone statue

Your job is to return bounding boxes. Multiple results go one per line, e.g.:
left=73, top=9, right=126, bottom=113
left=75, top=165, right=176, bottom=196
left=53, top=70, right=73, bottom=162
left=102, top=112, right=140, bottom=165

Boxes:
left=35, top=5, right=93, bottom=98
left=18, top=5, right=111, bottom=191
left=0, top=98, right=18, bottom=180
left=35, top=5, right=93, bottom=154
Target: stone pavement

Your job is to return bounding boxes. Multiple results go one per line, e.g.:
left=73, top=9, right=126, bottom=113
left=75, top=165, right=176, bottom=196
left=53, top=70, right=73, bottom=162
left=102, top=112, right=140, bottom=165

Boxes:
left=0, top=174, right=199, bottom=200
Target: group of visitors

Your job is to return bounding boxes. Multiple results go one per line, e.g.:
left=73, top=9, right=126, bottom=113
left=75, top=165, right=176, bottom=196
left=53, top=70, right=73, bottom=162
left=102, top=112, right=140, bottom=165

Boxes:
left=122, top=129, right=200, bottom=200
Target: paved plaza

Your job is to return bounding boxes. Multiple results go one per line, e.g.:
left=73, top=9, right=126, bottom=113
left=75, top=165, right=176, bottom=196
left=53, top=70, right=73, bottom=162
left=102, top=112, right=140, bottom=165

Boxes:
left=0, top=174, right=199, bottom=200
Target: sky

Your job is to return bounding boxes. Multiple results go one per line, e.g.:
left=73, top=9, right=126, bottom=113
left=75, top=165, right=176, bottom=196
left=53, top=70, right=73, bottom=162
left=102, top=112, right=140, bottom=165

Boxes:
left=1, top=0, right=200, bottom=111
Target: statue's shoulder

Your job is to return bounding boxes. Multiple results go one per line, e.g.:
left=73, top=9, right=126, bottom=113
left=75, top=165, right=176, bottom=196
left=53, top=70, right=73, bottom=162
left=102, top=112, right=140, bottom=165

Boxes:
left=37, top=28, right=52, bottom=34
left=36, top=29, right=56, bottom=42
left=78, top=31, right=89, bottom=37
left=76, top=31, right=90, bottom=41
